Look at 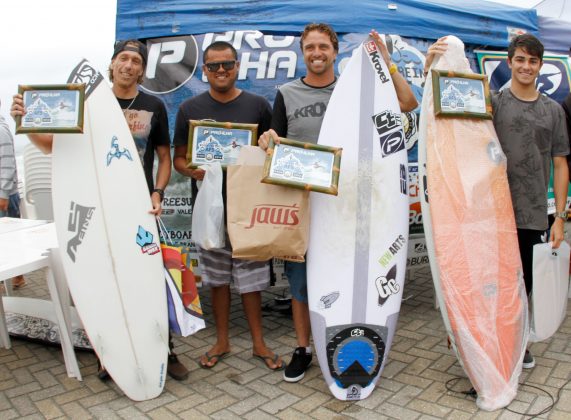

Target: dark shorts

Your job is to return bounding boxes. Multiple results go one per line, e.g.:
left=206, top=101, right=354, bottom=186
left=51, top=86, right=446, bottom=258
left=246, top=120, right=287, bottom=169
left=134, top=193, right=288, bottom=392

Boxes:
left=517, top=228, right=547, bottom=297
left=285, top=260, right=307, bottom=303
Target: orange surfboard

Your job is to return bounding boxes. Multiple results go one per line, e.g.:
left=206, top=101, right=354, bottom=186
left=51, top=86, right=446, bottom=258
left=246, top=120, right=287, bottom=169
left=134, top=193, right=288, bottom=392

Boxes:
left=418, top=36, right=528, bottom=411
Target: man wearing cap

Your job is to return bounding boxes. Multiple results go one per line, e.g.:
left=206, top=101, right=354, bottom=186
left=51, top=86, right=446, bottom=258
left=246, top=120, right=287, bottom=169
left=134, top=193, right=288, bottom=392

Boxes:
left=11, top=40, right=189, bottom=381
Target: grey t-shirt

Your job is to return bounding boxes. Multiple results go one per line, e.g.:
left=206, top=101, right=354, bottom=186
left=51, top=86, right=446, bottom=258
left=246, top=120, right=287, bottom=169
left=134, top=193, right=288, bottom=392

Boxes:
left=492, top=89, right=569, bottom=230
left=271, top=78, right=337, bottom=143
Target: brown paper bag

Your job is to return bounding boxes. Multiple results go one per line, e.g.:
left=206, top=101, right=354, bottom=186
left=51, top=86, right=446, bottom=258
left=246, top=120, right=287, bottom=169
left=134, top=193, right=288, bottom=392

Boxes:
left=227, top=150, right=309, bottom=262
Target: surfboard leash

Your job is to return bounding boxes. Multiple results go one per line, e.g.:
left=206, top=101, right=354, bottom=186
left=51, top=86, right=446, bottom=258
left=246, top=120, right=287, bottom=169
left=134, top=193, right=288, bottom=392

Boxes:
left=444, top=374, right=571, bottom=417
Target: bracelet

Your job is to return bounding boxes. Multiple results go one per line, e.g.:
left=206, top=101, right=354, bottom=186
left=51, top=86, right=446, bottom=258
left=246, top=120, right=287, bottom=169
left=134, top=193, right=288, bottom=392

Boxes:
left=555, top=211, right=567, bottom=220
left=152, top=188, right=165, bottom=201
left=389, top=63, right=398, bottom=75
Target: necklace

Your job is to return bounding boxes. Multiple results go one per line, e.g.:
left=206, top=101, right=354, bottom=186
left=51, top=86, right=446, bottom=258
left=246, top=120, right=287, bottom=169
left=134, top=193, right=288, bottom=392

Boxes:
left=122, top=92, right=138, bottom=114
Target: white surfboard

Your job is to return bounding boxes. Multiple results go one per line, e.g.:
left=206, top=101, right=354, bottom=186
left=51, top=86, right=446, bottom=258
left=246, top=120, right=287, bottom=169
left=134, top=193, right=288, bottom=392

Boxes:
left=307, top=40, right=409, bottom=401
left=51, top=60, right=169, bottom=401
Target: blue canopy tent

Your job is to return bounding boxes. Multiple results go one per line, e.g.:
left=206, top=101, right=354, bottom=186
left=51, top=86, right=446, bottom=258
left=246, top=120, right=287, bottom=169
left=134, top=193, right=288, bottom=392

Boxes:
left=535, top=0, right=571, bottom=54
left=113, top=0, right=542, bottom=258
left=116, top=0, right=538, bottom=47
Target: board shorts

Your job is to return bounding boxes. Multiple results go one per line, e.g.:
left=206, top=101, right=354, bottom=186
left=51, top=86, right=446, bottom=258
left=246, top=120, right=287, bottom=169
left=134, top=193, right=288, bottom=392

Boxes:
left=197, top=235, right=269, bottom=294
left=285, top=260, right=307, bottom=303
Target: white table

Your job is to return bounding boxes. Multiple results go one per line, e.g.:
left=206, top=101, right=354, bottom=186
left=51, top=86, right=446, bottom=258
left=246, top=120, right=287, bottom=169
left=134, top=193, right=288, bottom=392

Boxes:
left=0, top=221, right=82, bottom=380
left=0, top=217, right=48, bottom=235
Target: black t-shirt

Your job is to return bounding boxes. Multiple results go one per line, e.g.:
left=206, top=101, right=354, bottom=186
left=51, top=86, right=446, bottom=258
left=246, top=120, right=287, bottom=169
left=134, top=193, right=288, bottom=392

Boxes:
left=117, top=90, right=170, bottom=192
left=173, top=90, right=272, bottom=206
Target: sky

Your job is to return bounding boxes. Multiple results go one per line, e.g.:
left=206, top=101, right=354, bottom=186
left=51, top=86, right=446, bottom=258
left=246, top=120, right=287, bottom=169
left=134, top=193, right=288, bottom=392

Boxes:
left=0, top=0, right=117, bottom=152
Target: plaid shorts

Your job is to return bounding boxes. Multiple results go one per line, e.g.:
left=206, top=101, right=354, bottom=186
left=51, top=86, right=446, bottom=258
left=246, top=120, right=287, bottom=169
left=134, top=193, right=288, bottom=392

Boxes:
left=197, top=238, right=270, bottom=294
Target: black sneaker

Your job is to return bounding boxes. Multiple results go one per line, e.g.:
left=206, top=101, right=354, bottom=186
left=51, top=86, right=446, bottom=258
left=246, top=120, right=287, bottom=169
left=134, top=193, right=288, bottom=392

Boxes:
left=283, top=347, right=312, bottom=383
left=168, top=354, right=189, bottom=381
left=523, top=350, right=535, bottom=369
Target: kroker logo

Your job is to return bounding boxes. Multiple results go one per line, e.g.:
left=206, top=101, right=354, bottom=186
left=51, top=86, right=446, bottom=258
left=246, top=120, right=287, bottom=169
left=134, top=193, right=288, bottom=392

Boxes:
left=375, top=265, right=400, bottom=306
left=142, top=35, right=199, bottom=94
left=136, top=226, right=160, bottom=255
left=246, top=204, right=299, bottom=229
left=67, top=202, right=95, bottom=262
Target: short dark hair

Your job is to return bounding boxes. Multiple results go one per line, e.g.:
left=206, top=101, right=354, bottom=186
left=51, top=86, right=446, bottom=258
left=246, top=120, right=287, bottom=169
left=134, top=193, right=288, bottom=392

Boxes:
left=203, top=41, right=238, bottom=63
left=300, top=23, right=339, bottom=53
left=508, top=33, right=544, bottom=61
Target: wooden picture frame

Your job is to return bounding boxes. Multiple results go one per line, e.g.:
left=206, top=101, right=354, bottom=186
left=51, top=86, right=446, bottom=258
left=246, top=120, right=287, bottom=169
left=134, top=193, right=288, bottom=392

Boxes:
left=261, top=136, right=342, bottom=196
left=431, top=70, right=492, bottom=119
left=16, top=84, right=85, bottom=133
left=186, top=120, right=258, bottom=169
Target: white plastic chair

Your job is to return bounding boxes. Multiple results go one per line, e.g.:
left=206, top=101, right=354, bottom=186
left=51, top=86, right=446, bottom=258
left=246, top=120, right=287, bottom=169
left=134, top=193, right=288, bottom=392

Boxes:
left=22, top=144, right=53, bottom=221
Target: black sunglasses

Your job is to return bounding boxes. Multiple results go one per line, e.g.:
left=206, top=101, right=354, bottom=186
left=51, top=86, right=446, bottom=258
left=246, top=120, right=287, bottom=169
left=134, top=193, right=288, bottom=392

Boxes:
left=205, top=60, right=236, bottom=72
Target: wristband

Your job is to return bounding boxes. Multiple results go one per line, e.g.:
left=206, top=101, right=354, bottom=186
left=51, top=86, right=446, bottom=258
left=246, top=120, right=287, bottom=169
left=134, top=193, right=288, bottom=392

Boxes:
left=389, top=63, right=398, bottom=75
left=152, top=188, right=165, bottom=201
left=555, top=211, right=567, bottom=220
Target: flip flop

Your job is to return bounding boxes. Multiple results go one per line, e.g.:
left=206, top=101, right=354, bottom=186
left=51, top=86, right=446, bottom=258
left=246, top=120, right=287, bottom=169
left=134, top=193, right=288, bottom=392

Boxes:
left=252, top=353, right=285, bottom=371
left=199, top=351, right=229, bottom=369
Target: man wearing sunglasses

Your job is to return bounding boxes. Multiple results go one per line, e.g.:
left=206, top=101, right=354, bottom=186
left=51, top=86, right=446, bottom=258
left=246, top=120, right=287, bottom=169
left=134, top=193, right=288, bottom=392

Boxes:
left=173, top=41, right=284, bottom=371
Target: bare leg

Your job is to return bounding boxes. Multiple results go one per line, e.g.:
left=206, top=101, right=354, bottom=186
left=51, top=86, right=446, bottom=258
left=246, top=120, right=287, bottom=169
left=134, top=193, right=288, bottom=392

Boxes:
left=200, top=285, right=231, bottom=367
left=292, top=298, right=311, bottom=347
left=242, top=291, right=283, bottom=369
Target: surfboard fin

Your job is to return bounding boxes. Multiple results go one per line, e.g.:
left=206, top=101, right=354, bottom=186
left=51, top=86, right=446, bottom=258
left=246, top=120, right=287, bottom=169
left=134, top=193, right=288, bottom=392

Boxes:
left=156, top=322, right=169, bottom=351
left=136, top=367, right=145, bottom=385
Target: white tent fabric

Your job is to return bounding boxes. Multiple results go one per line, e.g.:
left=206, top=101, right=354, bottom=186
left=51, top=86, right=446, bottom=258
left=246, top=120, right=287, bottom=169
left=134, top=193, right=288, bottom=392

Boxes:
left=490, top=0, right=571, bottom=53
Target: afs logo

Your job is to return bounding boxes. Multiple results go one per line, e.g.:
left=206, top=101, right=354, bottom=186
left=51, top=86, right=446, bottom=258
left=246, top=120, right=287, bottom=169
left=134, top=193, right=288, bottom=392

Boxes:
left=246, top=204, right=300, bottom=229
left=141, top=36, right=199, bottom=94
left=375, top=265, right=400, bottom=306
left=106, top=136, right=133, bottom=166
left=67, top=202, right=95, bottom=262
left=136, top=226, right=160, bottom=255
left=372, top=110, right=405, bottom=158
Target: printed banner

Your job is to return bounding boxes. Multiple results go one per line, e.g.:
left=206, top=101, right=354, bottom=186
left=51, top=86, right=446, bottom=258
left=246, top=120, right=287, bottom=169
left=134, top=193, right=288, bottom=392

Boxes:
left=476, top=50, right=571, bottom=105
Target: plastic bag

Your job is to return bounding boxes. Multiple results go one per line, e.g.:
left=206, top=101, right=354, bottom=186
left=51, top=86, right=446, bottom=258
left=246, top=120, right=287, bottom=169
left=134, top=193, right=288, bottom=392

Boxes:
left=191, top=162, right=225, bottom=250
left=158, top=218, right=205, bottom=337
left=529, top=241, right=570, bottom=342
